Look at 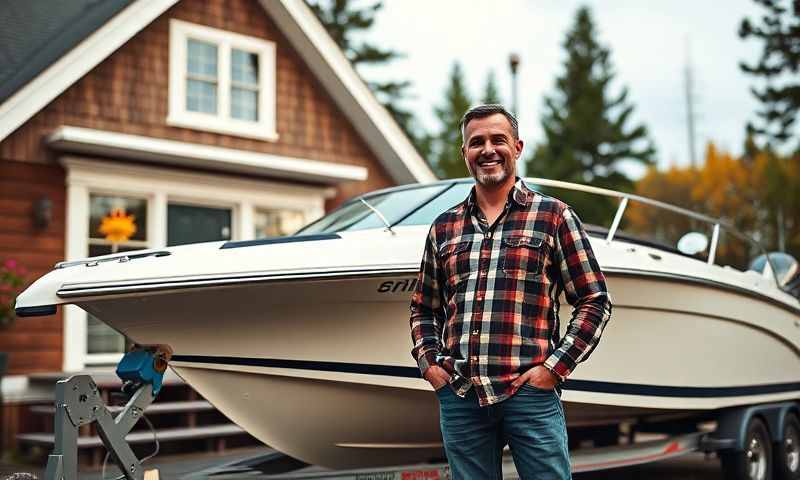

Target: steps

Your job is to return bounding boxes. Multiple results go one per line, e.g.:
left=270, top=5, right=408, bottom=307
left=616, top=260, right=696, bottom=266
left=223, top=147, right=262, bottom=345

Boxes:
left=15, top=371, right=259, bottom=466
left=18, top=424, right=246, bottom=448
left=28, top=400, right=215, bottom=416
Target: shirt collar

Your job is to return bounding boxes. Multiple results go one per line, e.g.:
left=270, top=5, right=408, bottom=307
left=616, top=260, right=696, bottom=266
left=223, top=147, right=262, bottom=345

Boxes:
left=465, top=177, right=534, bottom=214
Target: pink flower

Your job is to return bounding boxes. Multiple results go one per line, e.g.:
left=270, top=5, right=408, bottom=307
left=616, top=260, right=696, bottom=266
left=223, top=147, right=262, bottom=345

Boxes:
left=4, top=259, right=16, bottom=270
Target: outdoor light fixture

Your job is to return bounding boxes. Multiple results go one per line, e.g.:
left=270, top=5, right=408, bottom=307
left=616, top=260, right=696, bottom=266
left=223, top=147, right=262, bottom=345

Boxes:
left=32, top=195, right=52, bottom=230
left=508, top=52, right=520, bottom=117
left=509, top=52, right=523, bottom=176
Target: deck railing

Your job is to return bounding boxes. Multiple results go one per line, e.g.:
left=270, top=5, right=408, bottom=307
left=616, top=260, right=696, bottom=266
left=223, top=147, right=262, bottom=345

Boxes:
left=524, top=177, right=781, bottom=289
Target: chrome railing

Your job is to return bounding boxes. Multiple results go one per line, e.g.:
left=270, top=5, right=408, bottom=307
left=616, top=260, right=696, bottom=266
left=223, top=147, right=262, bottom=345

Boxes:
left=524, top=177, right=782, bottom=289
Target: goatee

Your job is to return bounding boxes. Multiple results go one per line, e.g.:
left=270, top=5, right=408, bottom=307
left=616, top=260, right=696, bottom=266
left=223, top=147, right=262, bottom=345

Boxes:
left=468, top=159, right=514, bottom=187
left=476, top=169, right=509, bottom=186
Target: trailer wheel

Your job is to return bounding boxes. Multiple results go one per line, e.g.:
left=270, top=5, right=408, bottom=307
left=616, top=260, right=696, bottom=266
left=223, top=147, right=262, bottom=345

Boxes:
left=775, top=413, right=800, bottom=480
left=721, top=417, right=772, bottom=480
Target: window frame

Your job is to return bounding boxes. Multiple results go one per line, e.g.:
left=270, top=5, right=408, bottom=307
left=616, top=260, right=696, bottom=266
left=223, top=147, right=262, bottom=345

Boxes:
left=168, top=19, right=278, bottom=141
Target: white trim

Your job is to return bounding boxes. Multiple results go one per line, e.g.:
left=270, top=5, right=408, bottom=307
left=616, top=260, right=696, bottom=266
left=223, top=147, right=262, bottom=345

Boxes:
left=260, top=0, right=436, bottom=184
left=0, top=0, right=178, bottom=142
left=62, top=157, right=332, bottom=213
left=63, top=180, right=89, bottom=372
left=167, top=19, right=278, bottom=141
left=47, top=126, right=367, bottom=184
left=61, top=156, right=329, bottom=370
left=152, top=191, right=168, bottom=248
left=84, top=353, right=125, bottom=366
left=239, top=201, right=255, bottom=241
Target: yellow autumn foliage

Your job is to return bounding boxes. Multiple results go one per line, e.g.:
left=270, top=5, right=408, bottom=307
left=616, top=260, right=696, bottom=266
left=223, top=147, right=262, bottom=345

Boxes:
left=627, top=142, right=800, bottom=268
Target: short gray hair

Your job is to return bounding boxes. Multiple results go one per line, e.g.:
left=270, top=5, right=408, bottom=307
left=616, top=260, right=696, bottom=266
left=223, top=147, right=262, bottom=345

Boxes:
left=459, top=104, right=519, bottom=142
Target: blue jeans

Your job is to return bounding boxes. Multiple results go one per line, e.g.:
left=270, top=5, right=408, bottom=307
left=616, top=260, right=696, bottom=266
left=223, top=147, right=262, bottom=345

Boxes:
left=436, top=384, right=570, bottom=480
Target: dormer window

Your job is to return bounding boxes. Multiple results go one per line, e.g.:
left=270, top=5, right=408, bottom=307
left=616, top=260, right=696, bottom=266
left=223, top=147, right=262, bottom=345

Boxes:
left=168, top=20, right=277, bottom=141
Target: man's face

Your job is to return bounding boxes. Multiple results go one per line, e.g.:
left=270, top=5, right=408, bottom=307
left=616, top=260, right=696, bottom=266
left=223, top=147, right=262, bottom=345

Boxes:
left=462, top=113, right=523, bottom=188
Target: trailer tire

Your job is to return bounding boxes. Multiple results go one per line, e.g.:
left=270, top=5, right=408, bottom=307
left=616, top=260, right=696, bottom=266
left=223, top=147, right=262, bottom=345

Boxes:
left=721, top=417, right=772, bottom=480
left=775, top=412, right=800, bottom=480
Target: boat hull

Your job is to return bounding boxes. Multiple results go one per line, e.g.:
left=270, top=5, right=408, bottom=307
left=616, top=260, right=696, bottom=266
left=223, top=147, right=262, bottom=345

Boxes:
left=77, top=270, right=800, bottom=468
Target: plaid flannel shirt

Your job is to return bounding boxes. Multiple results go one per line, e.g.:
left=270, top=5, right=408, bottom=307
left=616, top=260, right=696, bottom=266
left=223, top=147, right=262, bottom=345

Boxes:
left=410, top=179, right=612, bottom=406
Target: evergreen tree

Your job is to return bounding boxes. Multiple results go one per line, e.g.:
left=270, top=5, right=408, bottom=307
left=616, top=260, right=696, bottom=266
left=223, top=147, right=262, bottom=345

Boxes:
left=527, top=6, right=655, bottom=223
left=739, top=0, right=800, bottom=150
left=306, top=0, right=430, bottom=157
left=482, top=70, right=502, bottom=104
left=433, top=62, right=473, bottom=179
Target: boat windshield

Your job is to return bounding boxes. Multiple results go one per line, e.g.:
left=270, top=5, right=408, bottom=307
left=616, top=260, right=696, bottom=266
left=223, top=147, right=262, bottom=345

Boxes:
left=297, top=178, right=781, bottom=287
left=298, top=183, right=458, bottom=235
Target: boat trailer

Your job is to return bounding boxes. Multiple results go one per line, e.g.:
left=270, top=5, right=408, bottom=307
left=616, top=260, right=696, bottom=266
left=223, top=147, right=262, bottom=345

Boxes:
left=192, top=431, right=707, bottom=479
left=44, top=346, right=171, bottom=480
left=39, top=345, right=798, bottom=479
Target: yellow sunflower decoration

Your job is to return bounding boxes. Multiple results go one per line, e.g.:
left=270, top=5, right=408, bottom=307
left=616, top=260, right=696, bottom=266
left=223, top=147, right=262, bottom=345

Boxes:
left=99, top=208, right=137, bottom=246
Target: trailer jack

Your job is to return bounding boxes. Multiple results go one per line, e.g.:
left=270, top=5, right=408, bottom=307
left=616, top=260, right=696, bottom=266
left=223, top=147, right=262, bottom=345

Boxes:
left=45, top=345, right=172, bottom=480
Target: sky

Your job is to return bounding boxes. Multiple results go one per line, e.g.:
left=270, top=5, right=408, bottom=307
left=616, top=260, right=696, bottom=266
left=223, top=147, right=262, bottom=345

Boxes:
left=354, top=0, right=766, bottom=177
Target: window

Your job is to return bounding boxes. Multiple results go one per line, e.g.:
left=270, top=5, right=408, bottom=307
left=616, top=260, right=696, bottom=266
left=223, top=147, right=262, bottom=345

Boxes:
left=168, top=20, right=277, bottom=140
left=186, top=39, right=218, bottom=115
left=254, top=209, right=306, bottom=238
left=231, top=49, right=259, bottom=121
left=88, top=195, right=148, bottom=255
left=87, top=194, right=150, bottom=355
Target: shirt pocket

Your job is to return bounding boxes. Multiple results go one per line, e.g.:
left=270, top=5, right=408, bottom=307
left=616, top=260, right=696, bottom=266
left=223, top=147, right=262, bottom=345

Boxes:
left=439, top=240, right=472, bottom=290
left=501, top=234, right=546, bottom=279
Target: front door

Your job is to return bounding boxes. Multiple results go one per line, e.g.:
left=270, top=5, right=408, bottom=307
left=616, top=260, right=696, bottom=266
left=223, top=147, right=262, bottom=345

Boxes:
left=167, top=204, right=232, bottom=246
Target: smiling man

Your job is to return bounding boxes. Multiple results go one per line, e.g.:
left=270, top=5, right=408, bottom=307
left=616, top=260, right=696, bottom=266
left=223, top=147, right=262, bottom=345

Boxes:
left=410, top=104, right=612, bottom=479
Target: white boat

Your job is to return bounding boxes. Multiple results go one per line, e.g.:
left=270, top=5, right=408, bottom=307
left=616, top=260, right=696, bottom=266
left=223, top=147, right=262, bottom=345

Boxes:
left=15, top=178, right=800, bottom=469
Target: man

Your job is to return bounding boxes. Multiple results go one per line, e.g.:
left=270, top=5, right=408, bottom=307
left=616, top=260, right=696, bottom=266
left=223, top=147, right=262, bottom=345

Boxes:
left=409, top=104, right=612, bottom=479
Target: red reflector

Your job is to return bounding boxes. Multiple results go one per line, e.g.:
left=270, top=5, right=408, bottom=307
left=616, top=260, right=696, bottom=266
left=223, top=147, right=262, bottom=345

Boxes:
left=663, top=441, right=681, bottom=454
left=401, top=471, right=441, bottom=480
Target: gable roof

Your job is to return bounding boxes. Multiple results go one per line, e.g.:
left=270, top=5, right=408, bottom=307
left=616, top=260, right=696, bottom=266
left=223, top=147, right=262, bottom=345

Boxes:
left=0, top=0, right=133, bottom=105
left=0, top=0, right=436, bottom=184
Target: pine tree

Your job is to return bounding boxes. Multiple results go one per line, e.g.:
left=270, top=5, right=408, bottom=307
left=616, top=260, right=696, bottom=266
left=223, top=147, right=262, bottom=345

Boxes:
left=527, top=6, right=655, bottom=223
left=433, top=62, right=473, bottom=179
left=739, top=0, right=800, bottom=150
left=482, top=70, right=502, bottom=104
left=306, top=0, right=430, bottom=157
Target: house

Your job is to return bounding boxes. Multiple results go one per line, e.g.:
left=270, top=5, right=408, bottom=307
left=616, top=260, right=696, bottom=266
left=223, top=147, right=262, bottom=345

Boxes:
left=0, top=0, right=435, bottom=455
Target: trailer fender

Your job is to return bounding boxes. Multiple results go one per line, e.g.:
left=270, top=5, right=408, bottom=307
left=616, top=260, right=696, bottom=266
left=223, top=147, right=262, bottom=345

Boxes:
left=764, top=402, right=800, bottom=443
left=711, top=402, right=798, bottom=451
